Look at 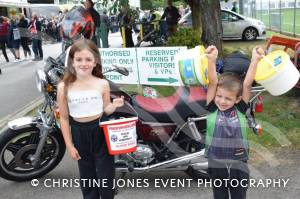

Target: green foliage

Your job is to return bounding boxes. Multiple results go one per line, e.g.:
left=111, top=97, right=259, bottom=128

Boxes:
left=147, top=0, right=187, bottom=8
left=166, top=27, right=202, bottom=49
left=152, top=0, right=165, bottom=8
left=102, top=0, right=187, bottom=13
left=152, top=85, right=176, bottom=97
left=102, top=0, right=129, bottom=14
left=141, top=0, right=153, bottom=10
left=249, top=89, right=300, bottom=149
left=172, top=0, right=188, bottom=7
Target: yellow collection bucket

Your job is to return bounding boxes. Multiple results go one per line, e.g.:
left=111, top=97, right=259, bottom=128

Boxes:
left=176, top=45, right=209, bottom=86
left=255, top=50, right=300, bottom=96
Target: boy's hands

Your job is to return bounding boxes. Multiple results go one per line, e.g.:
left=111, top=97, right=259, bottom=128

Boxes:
left=251, top=46, right=265, bottom=63
left=242, top=46, right=265, bottom=103
left=205, top=45, right=218, bottom=62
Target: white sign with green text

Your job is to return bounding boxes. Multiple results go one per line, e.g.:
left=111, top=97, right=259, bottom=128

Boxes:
left=136, top=47, right=187, bottom=86
left=100, top=48, right=139, bottom=84
left=100, top=47, right=187, bottom=86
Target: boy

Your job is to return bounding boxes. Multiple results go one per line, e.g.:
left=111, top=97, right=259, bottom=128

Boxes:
left=205, top=45, right=264, bottom=199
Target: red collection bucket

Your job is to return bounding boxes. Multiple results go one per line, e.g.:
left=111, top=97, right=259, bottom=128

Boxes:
left=100, top=117, right=138, bottom=155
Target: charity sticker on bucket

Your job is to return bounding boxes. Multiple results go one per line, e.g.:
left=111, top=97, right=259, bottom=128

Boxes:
left=100, top=117, right=138, bottom=155
left=255, top=50, right=300, bottom=96
left=176, top=45, right=209, bottom=86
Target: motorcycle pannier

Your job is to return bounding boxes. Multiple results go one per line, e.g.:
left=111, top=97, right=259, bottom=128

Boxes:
left=100, top=117, right=138, bottom=155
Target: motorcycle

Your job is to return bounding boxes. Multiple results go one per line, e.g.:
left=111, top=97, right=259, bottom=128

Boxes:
left=135, top=19, right=168, bottom=47
left=0, top=50, right=266, bottom=181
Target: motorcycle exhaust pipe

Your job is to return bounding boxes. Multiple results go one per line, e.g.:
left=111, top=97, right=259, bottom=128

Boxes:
left=116, top=149, right=207, bottom=173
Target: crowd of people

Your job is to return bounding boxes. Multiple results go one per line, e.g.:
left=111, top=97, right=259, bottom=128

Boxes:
left=116, top=0, right=190, bottom=47
left=0, top=14, right=45, bottom=63
left=0, top=0, right=191, bottom=64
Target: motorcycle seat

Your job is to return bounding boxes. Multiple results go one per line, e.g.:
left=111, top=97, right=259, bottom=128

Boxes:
left=133, top=86, right=208, bottom=123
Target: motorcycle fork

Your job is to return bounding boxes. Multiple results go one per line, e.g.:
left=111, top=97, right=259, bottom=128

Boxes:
left=30, top=123, right=52, bottom=168
left=30, top=107, right=55, bottom=168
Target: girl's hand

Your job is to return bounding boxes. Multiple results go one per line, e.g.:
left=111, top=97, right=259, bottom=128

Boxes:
left=205, top=45, right=218, bottom=62
left=112, top=96, right=124, bottom=108
left=67, top=145, right=81, bottom=161
left=251, top=46, right=265, bottom=63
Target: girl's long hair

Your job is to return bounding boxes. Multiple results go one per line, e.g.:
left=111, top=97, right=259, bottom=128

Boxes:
left=62, top=38, right=103, bottom=95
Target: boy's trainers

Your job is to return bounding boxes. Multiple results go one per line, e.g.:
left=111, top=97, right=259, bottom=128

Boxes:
left=14, top=59, right=21, bottom=63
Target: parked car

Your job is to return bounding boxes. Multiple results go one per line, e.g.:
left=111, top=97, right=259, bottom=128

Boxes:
left=178, top=9, right=266, bottom=41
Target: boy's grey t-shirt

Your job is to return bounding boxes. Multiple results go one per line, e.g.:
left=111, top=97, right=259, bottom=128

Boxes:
left=206, top=100, right=249, bottom=161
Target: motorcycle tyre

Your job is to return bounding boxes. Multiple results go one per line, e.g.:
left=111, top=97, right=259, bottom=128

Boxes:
left=0, top=127, right=66, bottom=181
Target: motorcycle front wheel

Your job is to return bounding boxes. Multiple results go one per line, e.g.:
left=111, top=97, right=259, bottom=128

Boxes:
left=0, top=126, right=66, bottom=181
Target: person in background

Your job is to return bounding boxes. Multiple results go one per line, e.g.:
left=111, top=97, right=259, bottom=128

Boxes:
left=0, top=16, right=10, bottom=62
left=179, top=4, right=186, bottom=17
left=161, top=0, right=181, bottom=36
left=120, top=5, right=134, bottom=47
left=84, top=0, right=100, bottom=46
left=58, top=9, right=68, bottom=52
left=28, top=14, right=43, bottom=61
left=100, top=9, right=110, bottom=48
left=231, top=2, right=238, bottom=13
left=8, top=15, right=21, bottom=62
left=117, top=8, right=124, bottom=38
left=18, top=14, right=31, bottom=60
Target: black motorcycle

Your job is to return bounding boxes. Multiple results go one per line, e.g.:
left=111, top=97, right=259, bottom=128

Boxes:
left=135, top=19, right=168, bottom=47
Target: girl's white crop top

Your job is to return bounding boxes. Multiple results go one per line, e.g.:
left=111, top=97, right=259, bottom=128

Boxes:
left=67, top=90, right=103, bottom=118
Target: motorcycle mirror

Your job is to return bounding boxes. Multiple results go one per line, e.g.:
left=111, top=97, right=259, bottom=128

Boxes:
left=112, top=65, right=129, bottom=76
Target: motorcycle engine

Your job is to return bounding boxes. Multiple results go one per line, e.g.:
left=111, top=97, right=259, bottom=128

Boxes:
left=131, top=144, right=154, bottom=165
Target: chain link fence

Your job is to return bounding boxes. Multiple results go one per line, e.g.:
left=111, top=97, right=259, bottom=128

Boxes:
left=241, top=0, right=300, bottom=37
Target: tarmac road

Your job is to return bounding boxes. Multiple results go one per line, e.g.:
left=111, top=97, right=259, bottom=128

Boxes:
left=0, top=148, right=300, bottom=199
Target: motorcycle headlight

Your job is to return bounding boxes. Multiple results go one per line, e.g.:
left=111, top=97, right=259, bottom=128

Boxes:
left=35, top=69, right=48, bottom=93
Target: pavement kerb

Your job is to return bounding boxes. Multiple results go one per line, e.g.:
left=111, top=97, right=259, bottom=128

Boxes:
left=0, top=97, right=43, bottom=132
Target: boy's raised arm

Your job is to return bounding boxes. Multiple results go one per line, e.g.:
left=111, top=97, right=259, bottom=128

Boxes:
left=206, top=45, right=219, bottom=104
left=242, top=46, right=264, bottom=103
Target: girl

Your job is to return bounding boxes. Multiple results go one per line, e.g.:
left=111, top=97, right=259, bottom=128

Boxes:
left=57, top=39, right=124, bottom=199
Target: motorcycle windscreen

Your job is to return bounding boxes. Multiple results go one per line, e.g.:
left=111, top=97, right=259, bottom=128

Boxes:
left=61, top=5, right=94, bottom=40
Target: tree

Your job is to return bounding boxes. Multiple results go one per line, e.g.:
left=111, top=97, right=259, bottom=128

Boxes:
left=199, top=0, right=223, bottom=57
left=186, top=0, right=223, bottom=56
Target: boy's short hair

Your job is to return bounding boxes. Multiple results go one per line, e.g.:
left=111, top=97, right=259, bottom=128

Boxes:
left=217, top=72, right=243, bottom=97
